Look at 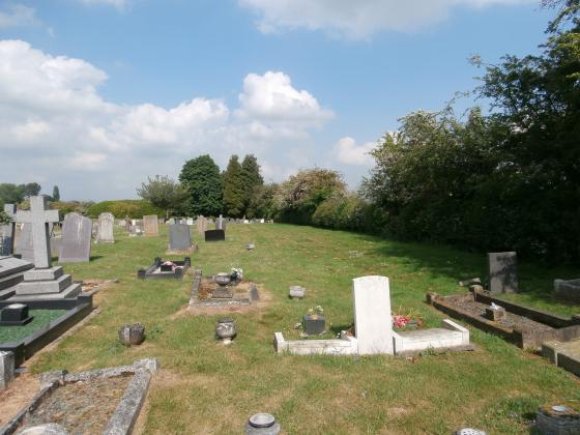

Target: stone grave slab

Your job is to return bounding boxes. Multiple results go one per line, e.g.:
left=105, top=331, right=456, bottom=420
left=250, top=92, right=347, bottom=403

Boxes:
left=143, top=215, right=159, bottom=236
left=488, top=251, right=518, bottom=293
left=59, top=213, right=92, bottom=263
left=1, top=359, right=158, bottom=433
left=188, top=270, right=260, bottom=310
left=168, top=224, right=193, bottom=252
left=0, top=257, right=34, bottom=298
left=96, top=212, right=115, bottom=244
left=553, top=278, right=580, bottom=303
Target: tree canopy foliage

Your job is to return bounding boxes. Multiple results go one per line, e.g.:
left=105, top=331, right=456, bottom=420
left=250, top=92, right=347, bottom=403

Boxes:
left=179, top=155, right=223, bottom=216
left=222, top=155, right=246, bottom=217
left=137, top=175, right=188, bottom=218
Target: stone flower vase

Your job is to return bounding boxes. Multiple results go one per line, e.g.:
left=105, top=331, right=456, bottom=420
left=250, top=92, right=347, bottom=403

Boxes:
left=216, top=317, right=236, bottom=344
left=118, top=323, right=145, bottom=346
left=303, top=315, right=325, bottom=335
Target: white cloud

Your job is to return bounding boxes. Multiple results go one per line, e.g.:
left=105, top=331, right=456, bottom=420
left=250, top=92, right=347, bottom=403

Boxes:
left=0, top=3, right=38, bottom=28
left=239, top=0, right=536, bottom=39
left=0, top=40, right=333, bottom=200
left=333, top=137, right=376, bottom=166
left=77, top=0, right=130, bottom=9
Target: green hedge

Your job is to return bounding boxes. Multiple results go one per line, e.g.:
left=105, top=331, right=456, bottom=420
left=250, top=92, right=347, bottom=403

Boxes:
left=86, top=200, right=164, bottom=219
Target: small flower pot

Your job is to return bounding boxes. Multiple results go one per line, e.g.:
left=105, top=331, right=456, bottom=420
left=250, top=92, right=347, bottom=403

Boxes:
left=303, top=315, right=325, bottom=335
left=118, top=323, right=145, bottom=346
left=214, top=273, right=231, bottom=287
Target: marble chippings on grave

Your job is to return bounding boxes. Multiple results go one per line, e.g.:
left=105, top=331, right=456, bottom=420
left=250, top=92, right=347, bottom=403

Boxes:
left=168, top=224, right=193, bottom=252
left=1, top=204, right=16, bottom=256
left=59, top=212, right=92, bottom=263
left=275, top=275, right=470, bottom=356
left=188, top=269, right=260, bottom=310
left=143, top=215, right=159, bottom=236
left=96, top=212, right=115, bottom=244
left=14, top=197, right=59, bottom=269
left=488, top=251, right=518, bottom=293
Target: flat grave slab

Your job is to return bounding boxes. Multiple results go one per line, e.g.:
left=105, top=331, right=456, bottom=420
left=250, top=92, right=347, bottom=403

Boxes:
left=428, top=289, right=580, bottom=350
left=188, top=270, right=260, bottom=312
left=137, top=257, right=191, bottom=280
left=1, top=358, right=158, bottom=434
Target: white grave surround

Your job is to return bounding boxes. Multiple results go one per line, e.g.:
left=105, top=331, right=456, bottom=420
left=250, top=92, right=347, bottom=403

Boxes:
left=274, top=275, right=470, bottom=356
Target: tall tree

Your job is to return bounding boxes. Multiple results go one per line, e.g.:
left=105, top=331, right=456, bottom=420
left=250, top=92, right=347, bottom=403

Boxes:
left=137, top=175, right=188, bottom=218
left=241, top=154, right=264, bottom=217
left=52, top=185, right=60, bottom=202
left=0, top=183, right=25, bottom=204
left=222, top=155, right=245, bottom=217
left=23, top=182, right=41, bottom=198
left=179, top=155, right=223, bottom=216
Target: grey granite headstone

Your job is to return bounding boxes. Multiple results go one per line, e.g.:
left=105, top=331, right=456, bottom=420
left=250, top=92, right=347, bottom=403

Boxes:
left=168, top=224, right=192, bottom=251
left=14, top=223, right=33, bottom=263
left=59, top=212, right=92, bottom=263
left=14, top=196, right=59, bottom=269
left=1, top=204, right=16, bottom=256
left=97, top=212, right=115, bottom=243
left=488, top=252, right=518, bottom=293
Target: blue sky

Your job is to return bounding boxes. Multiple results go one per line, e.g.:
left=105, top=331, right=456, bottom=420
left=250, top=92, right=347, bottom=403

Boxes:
left=0, top=0, right=552, bottom=201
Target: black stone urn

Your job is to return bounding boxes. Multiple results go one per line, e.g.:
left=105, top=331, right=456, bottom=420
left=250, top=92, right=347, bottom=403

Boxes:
left=118, top=323, right=145, bottom=346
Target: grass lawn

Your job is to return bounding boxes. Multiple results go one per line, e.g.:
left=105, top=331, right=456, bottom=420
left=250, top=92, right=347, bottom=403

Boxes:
left=29, top=223, right=580, bottom=434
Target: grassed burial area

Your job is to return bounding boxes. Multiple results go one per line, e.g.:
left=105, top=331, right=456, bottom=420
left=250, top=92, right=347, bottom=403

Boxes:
left=23, top=223, right=579, bottom=434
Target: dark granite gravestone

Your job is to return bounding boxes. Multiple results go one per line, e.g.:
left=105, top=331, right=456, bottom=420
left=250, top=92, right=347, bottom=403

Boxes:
left=204, top=229, right=225, bottom=242
left=488, top=251, right=518, bottom=293
left=1, top=204, right=16, bottom=256
left=59, top=212, right=92, bottom=263
left=0, top=303, right=33, bottom=326
left=168, top=224, right=192, bottom=251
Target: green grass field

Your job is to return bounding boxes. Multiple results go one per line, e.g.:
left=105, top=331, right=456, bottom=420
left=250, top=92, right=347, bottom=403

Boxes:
left=30, top=223, right=580, bottom=434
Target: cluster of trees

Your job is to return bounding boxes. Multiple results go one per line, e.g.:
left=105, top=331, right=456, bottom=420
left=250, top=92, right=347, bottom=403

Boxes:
left=138, top=154, right=269, bottom=218
left=0, top=183, right=60, bottom=206
left=260, top=1, right=580, bottom=262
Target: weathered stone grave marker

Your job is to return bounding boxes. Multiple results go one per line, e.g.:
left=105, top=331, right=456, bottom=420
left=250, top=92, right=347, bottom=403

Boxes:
left=196, top=215, right=207, bottom=235
left=488, top=251, right=518, bottom=293
left=96, top=212, right=115, bottom=243
left=59, top=212, right=92, bottom=263
left=143, top=215, right=159, bottom=236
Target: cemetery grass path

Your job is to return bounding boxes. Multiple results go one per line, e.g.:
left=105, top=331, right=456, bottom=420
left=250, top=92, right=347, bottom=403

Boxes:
left=28, top=223, right=580, bottom=434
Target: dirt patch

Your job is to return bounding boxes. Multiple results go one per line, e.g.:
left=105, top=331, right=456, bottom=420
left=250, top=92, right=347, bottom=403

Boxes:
left=0, top=373, right=40, bottom=426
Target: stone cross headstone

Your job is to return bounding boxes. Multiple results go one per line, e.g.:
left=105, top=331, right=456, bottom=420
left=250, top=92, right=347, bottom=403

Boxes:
left=352, top=275, right=394, bottom=355
left=216, top=214, right=226, bottom=231
left=1, top=204, right=16, bottom=256
left=143, top=215, right=159, bottom=236
left=488, top=251, right=518, bottom=293
left=168, top=224, right=192, bottom=252
left=59, top=212, right=92, bottom=263
left=97, top=212, right=115, bottom=243
left=14, top=196, right=59, bottom=269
